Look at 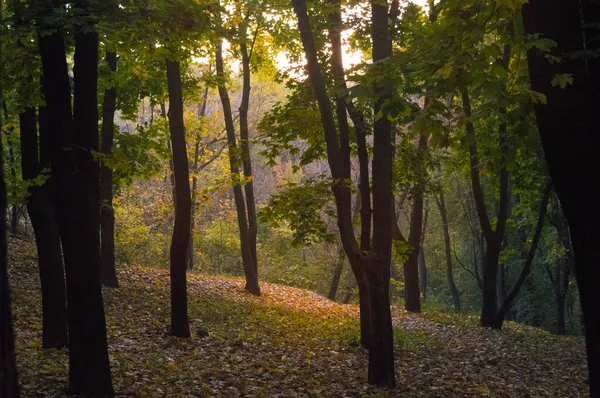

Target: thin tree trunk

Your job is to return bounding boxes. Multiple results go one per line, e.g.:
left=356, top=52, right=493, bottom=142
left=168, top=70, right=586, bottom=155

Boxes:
left=19, top=106, right=68, bottom=348
left=404, top=134, right=427, bottom=313
left=328, top=245, right=345, bottom=301
left=328, top=0, right=371, bottom=348
left=215, top=42, right=260, bottom=296
left=556, top=292, right=566, bottom=335
left=188, top=87, right=209, bottom=270
left=419, top=204, right=428, bottom=301
left=166, top=59, right=191, bottom=338
left=437, top=192, right=460, bottom=311
left=100, top=51, right=118, bottom=288
left=460, top=85, right=509, bottom=328
left=495, top=182, right=551, bottom=329
left=239, top=42, right=259, bottom=277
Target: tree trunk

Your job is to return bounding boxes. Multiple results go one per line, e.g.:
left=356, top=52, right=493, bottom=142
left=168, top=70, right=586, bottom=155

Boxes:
left=100, top=51, right=118, bottom=288
left=437, top=192, right=460, bottom=311
left=460, top=86, right=509, bottom=328
left=523, top=3, right=600, bottom=392
left=166, top=59, right=191, bottom=338
left=239, top=42, right=259, bottom=277
left=327, top=0, right=371, bottom=348
left=556, top=293, right=566, bottom=335
left=19, top=106, right=68, bottom=348
left=0, top=17, right=20, bottom=391
left=367, top=0, right=395, bottom=387
left=495, top=182, right=551, bottom=329
left=39, top=21, right=114, bottom=394
left=293, top=0, right=396, bottom=383
left=215, top=42, right=260, bottom=296
left=418, top=248, right=426, bottom=302
left=328, top=246, right=345, bottom=301
left=404, top=134, right=427, bottom=313
left=188, top=87, right=209, bottom=270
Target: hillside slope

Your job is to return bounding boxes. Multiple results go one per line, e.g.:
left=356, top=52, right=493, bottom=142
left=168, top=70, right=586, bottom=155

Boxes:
left=8, top=238, right=587, bottom=397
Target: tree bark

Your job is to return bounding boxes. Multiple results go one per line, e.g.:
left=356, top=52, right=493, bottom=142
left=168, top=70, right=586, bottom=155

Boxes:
left=327, top=0, right=371, bottom=348
left=166, top=59, right=191, bottom=338
left=460, top=86, right=509, bottom=328
left=19, top=106, right=68, bottom=348
left=38, top=18, right=114, bottom=394
left=188, top=87, right=209, bottom=270
left=239, top=41, right=259, bottom=277
left=437, top=192, right=460, bottom=311
left=367, top=0, right=395, bottom=387
left=495, top=182, right=551, bottom=329
left=522, top=3, right=600, bottom=393
left=215, top=42, right=260, bottom=296
left=328, top=246, right=345, bottom=301
left=293, top=0, right=396, bottom=385
left=100, top=51, right=118, bottom=288
left=404, top=134, right=427, bottom=313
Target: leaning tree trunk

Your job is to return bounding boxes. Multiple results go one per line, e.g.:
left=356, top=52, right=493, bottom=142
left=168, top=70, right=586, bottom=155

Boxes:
left=437, top=192, right=460, bottom=311
left=39, top=18, right=114, bottom=394
left=523, top=2, right=600, bottom=392
left=328, top=245, right=345, bottom=301
left=293, top=0, right=395, bottom=385
left=215, top=42, right=260, bottom=296
left=166, top=59, right=191, bottom=338
left=494, top=182, right=551, bottom=329
left=327, top=0, right=371, bottom=349
left=19, top=106, right=68, bottom=348
left=239, top=41, right=259, bottom=277
left=100, top=51, right=118, bottom=288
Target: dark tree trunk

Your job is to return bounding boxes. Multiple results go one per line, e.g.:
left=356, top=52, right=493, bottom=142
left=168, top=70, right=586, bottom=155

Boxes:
left=19, top=106, right=68, bottom=348
left=39, top=20, right=114, bottom=394
left=215, top=42, right=260, bottom=296
left=100, top=51, right=118, bottom=288
left=166, top=59, right=191, bottom=338
left=460, top=86, right=509, bottom=328
left=404, top=134, right=427, bottom=313
left=547, top=194, right=573, bottom=336
left=556, top=293, right=566, bottom=335
left=0, top=19, right=20, bottom=391
left=523, top=5, right=600, bottom=391
left=239, top=42, right=259, bottom=277
left=437, top=192, right=460, bottom=311
left=497, top=256, right=507, bottom=308
left=495, top=182, right=551, bottom=329
left=367, top=0, right=395, bottom=387
left=188, top=87, right=209, bottom=270
left=418, top=248, right=426, bottom=301
left=328, top=0, right=371, bottom=348
left=328, top=246, right=345, bottom=301
left=419, top=204, right=428, bottom=302
left=293, top=0, right=395, bottom=385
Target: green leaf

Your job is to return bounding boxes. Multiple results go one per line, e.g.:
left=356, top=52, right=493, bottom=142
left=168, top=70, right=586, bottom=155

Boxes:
left=551, top=73, right=574, bottom=89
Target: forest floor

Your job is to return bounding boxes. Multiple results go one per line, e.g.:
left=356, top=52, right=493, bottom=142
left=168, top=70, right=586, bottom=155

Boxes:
left=8, top=237, right=588, bottom=397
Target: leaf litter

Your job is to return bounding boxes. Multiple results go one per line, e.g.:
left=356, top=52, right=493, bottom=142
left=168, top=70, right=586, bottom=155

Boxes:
left=8, top=237, right=587, bottom=397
